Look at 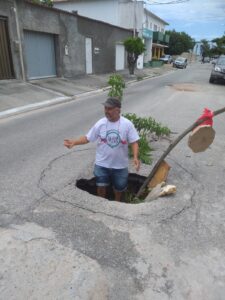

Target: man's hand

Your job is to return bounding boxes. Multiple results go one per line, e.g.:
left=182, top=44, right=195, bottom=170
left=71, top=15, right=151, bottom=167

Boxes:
left=64, top=136, right=89, bottom=149
left=133, top=158, right=140, bottom=172
left=64, top=139, right=75, bottom=149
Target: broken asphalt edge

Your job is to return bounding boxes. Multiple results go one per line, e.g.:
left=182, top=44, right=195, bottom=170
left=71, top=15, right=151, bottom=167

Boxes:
left=0, top=72, right=171, bottom=120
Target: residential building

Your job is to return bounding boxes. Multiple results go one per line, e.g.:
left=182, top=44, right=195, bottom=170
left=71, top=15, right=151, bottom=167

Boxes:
left=0, top=0, right=132, bottom=81
left=53, top=0, right=170, bottom=67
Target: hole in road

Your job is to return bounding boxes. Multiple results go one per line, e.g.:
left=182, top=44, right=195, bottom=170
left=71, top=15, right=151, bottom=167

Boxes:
left=76, top=173, right=148, bottom=203
left=170, top=83, right=200, bottom=92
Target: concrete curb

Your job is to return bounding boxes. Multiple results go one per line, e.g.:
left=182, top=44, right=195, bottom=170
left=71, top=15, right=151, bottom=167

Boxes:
left=0, top=71, right=172, bottom=120
left=0, top=96, right=70, bottom=119
left=0, top=88, right=105, bottom=120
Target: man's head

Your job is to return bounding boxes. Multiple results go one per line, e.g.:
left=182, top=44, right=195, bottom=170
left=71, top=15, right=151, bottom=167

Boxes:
left=103, top=97, right=121, bottom=122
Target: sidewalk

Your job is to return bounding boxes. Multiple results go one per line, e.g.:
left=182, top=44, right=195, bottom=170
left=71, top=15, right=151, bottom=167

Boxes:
left=0, top=64, right=175, bottom=119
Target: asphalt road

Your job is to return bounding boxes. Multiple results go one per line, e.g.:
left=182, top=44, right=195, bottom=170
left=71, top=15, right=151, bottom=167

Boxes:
left=1, top=62, right=225, bottom=299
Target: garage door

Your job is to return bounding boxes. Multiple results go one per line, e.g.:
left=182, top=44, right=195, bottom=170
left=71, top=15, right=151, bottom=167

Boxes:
left=24, top=31, right=56, bottom=80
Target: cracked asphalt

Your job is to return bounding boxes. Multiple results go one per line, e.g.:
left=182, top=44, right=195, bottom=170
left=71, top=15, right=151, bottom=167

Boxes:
left=1, top=62, right=225, bottom=299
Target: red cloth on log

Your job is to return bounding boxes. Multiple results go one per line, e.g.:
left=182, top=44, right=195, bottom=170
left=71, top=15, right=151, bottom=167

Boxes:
left=197, top=108, right=214, bottom=126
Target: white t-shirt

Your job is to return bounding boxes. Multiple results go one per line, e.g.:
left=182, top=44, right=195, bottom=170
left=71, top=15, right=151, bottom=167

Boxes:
left=86, top=116, right=139, bottom=169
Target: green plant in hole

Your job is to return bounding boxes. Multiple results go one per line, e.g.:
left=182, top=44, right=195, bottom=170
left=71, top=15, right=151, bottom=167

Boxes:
left=123, top=113, right=171, bottom=165
left=138, top=134, right=153, bottom=164
left=123, top=188, right=149, bottom=203
left=108, top=74, right=125, bottom=101
left=123, top=191, right=145, bottom=204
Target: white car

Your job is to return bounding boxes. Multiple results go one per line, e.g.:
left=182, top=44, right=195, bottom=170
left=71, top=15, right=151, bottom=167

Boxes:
left=159, top=55, right=173, bottom=64
left=173, top=57, right=187, bottom=69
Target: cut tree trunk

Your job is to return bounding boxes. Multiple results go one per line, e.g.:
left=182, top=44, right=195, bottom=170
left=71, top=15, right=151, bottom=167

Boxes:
left=136, top=107, right=225, bottom=198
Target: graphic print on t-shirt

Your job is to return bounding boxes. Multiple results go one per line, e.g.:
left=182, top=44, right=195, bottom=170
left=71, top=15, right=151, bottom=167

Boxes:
left=105, top=129, right=121, bottom=148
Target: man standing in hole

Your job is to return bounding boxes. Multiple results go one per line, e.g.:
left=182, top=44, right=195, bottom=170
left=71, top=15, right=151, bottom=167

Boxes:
left=64, top=97, right=140, bottom=201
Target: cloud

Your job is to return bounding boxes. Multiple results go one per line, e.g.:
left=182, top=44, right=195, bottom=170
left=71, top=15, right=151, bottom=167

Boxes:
left=146, top=0, right=225, bottom=40
left=148, top=0, right=225, bottom=22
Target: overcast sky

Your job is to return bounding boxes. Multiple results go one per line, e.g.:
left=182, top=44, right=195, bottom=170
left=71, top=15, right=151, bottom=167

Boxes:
left=145, top=0, right=225, bottom=41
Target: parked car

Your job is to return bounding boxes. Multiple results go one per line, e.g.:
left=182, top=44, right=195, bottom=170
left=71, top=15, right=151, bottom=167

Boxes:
left=159, top=54, right=173, bottom=64
left=209, top=55, right=225, bottom=84
left=173, top=57, right=187, bottom=69
left=211, top=55, right=219, bottom=65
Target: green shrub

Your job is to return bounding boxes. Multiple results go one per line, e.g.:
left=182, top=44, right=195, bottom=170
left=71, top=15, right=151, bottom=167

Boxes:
left=123, top=113, right=171, bottom=165
left=124, top=113, right=171, bottom=137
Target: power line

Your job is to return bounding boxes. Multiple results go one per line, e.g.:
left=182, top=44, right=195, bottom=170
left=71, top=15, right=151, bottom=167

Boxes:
left=145, top=0, right=190, bottom=5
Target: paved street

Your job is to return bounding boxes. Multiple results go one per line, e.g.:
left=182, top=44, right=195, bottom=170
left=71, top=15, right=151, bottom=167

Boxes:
left=0, top=64, right=174, bottom=117
left=1, top=62, right=225, bottom=299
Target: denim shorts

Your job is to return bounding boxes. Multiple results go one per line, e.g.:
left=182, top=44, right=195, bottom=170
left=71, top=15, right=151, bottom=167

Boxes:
left=94, top=164, right=128, bottom=192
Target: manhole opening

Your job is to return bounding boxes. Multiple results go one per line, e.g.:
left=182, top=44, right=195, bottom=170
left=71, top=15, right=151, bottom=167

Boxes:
left=76, top=173, right=148, bottom=203
left=170, top=83, right=199, bottom=92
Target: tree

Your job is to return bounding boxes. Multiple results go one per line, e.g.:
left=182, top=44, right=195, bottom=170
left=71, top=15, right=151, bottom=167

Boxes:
left=210, top=35, right=225, bottom=56
left=123, top=37, right=146, bottom=75
left=30, top=0, right=53, bottom=7
left=200, top=39, right=210, bottom=60
left=165, top=30, right=195, bottom=55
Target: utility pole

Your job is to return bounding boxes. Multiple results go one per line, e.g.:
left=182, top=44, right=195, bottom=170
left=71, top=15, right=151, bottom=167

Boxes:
left=133, top=0, right=136, bottom=37
left=13, top=0, right=25, bottom=80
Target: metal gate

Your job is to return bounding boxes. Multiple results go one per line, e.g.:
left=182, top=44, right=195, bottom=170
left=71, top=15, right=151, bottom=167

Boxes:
left=24, top=30, right=56, bottom=80
left=0, top=17, right=14, bottom=80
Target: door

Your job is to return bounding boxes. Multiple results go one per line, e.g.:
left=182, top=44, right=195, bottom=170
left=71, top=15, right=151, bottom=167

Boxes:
left=0, top=17, right=14, bottom=80
left=24, top=30, right=56, bottom=80
left=115, top=44, right=125, bottom=71
left=85, top=38, right=92, bottom=74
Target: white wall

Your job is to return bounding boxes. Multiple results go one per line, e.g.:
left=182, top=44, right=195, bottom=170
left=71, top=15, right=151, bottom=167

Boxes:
left=144, top=38, right=152, bottom=62
left=118, top=1, right=144, bottom=33
left=54, top=0, right=146, bottom=33
left=153, top=20, right=166, bottom=32
left=145, top=13, right=166, bottom=32
left=54, top=1, right=167, bottom=34
left=54, top=0, right=119, bottom=26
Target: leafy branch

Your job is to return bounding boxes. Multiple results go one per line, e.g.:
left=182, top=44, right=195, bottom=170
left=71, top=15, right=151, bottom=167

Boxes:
left=107, top=74, right=125, bottom=101
left=123, top=113, right=171, bottom=165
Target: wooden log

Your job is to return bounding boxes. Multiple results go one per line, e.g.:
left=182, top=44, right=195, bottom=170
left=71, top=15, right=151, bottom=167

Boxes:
left=188, top=125, right=215, bottom=153
left=148, top=160, right=171, bottom=188
left=136, top=107, right=225, bottom=198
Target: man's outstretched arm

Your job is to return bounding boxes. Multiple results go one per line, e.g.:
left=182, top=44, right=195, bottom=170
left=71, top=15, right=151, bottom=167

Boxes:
left=64, top=136, right=89, bottom=149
